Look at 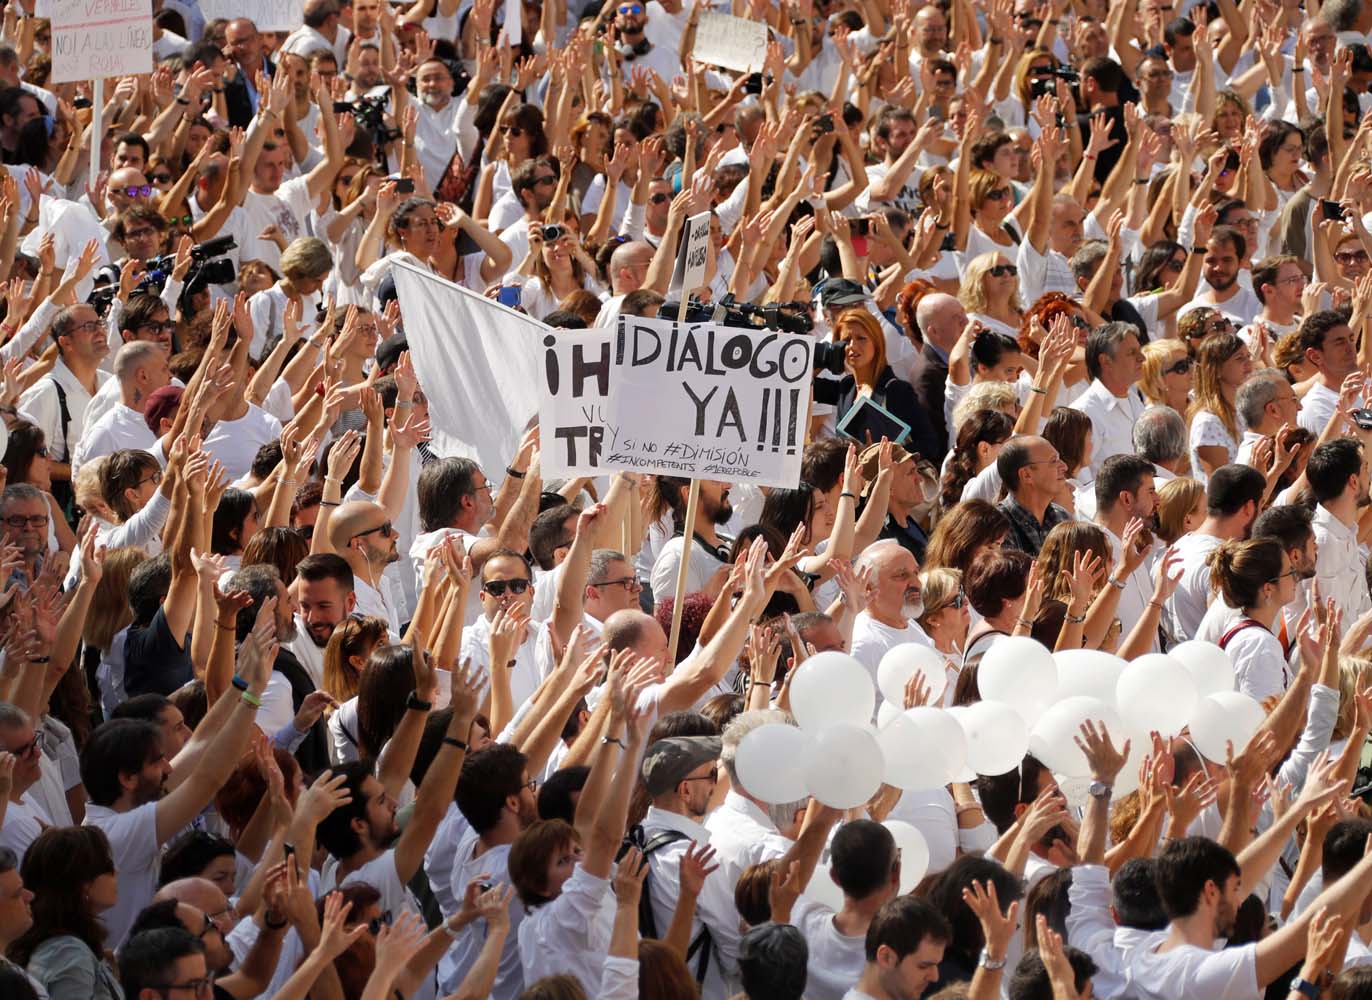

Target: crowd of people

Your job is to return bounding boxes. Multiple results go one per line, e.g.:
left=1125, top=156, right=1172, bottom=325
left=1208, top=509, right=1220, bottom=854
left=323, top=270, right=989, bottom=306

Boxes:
left=9, top=0, right=1372, bottom=998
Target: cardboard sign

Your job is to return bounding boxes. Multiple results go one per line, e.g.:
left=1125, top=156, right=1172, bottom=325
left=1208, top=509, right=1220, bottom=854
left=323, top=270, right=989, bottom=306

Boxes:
left=199, top=0, right=305, bottom=32
left=50, top=0, right=154, bottom=83
left=670, top=210, right=712, bottom=297
left=691, top=12, right=768, bottom=73
left=539, top=328, right=614, bottom=479
left=604, top=315, right=813, bottom=488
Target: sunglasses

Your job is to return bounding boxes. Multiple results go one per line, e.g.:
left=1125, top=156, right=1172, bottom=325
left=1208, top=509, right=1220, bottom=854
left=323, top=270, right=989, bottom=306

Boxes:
left=498, top=124, right=524, bottom=137
left=165, top=214, right=193, bottom=226
left=125, top=185, right=153, bottom=198
left=984, top=187, right=1011, bottom=202
left=650, top=192, right=670, bottom=204
left=1165, top=358, right=1193, bottom=375
left=988, top=264, right=1018, bottom=278
left=618, top=3, right=644, bottom=12
left=149, top=172, right=172, bottom=183
left=11, top=730, right=44, bottom=758
left=1335, top=251, right=1371, bottom=265
left=352, top=521, right=394, bottom=541
left=482, top=578, right=531, bottom=597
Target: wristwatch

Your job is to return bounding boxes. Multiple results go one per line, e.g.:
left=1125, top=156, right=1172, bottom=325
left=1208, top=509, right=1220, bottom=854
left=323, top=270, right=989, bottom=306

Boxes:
left=978, top=948, right=1006, bottom=970
left=405, top=692, right=433, bottom=711
left=1290, top=977, right=1322, bottom=1000
left=1087, top=781, right=1112, bottom=801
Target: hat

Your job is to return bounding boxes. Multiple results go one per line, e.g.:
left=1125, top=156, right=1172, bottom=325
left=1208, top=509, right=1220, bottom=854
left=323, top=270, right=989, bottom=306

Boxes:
left=142, top=385, right=184, bottom=434
left=857, top=441, right=915, bottom=488
left=816, top=277, right=870, bottom=309
left=641, top=736, right=722, bottom=797
left=375, top=332, right=408, bottom=374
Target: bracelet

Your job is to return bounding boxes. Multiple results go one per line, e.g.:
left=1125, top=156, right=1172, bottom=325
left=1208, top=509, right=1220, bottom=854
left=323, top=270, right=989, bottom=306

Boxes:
left=216, top=618, right=236, bottom=630
left=396, top=399, right=413, bottom=408
left=751, top=679, right=773, bottom=688
left=443, top=736, right=469, bottom=751
left=840, top=491, right=857, bottom=500
left=324, top=475, right=342, bottom=485
left=1191, top=246, right=1207, bottom=254
left=934, top=221, right=950, bottom=229
left=176, top=97, right=191, bottom=106
left=1106, top=576, right=1126, bottom=591
left=954, top=802, right=983, bottom=815
left=406, top=692, right=433, bottom=711
left=320, top=500, right=340, bottom=507
left=231, top=674, right=249, bottom=692
left=1016, top=617, right=1034, bottom=628
left=602, top=736, right=625, bottom=748
left=241, top=691, right=263, bottom=709
left=1293, top=66, right=1305, bottom=73
left=28, top=655, right=49, bottom=663
left=989, top=36, right=1004, bottom=44
left=1083, top=153, right=1096, bottom=159
left=1133, top=177, right=1149, bottom=185
left=263, top=911, right=288, bottom=930
left=1066, top=612, right=1087, bottom=624
left=505, top=466, right=526, bottom=479
left=1028, top=385, right=1047, bottom=395
left=1148, top=599, right=1165, bottom=610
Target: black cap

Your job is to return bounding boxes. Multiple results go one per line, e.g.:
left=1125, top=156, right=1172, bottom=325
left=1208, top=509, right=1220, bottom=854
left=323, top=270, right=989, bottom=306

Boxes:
left=375, top=332, right=408, bottom=374
left=816, top=277, right=870, bottom=308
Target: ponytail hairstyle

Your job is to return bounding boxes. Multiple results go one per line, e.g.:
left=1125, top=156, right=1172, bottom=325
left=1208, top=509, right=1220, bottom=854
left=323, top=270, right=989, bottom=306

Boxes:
left=940, top=409, right=1014, bottom=510
left=1207, top=538, right=1284, bottom=611
left=970, top=329, right=1023, bottom=378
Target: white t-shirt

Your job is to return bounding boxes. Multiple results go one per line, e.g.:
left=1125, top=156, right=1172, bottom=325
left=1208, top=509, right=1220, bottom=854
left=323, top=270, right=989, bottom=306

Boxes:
left=439, top=827, right=525, bottom=1000
left=1127, top=940, right=1260, bottom=1000
left=0, top=790, right=52, bottom=859
left=1164, top=533, right=1224, bottom=644
left=650, top=534, right=730, bottom=602
left=239, top=177, right=315, bottom=273
left=84, top=801, right=159, bottom=948
left=849, top=612, right=934, bottom=706
left=792, top=897, right=867, bottom=1000
left=203, top=405, right=284, bottom=482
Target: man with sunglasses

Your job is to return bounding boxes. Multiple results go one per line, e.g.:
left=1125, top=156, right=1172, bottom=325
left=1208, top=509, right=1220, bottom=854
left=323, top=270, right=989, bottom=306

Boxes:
left=461, top=551, right=556, bottom=710
left=327, top=501, right=404, bottom=639
left=0, top=703, right=68, bottom=860
left=610, top=2, right=682, bottom=86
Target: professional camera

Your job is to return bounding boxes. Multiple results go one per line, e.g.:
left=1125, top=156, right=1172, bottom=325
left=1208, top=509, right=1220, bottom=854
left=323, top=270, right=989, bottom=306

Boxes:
left=1029, top=66, right=1079, bottom=98
left=337, top=94, right=402, bottom=144
left=137, top=235, right=238, bottom=300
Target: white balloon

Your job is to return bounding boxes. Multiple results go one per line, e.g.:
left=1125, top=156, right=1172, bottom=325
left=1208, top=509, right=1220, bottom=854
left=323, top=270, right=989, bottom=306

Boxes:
left=804, top=723, right=886, bottom=809
left=884, top=821, right=932, bottom=893
left=1188, top=691, right=1266, bottom=762
left=955, top=700, right=1031, bottom=775
left=735, top=724, right=815, bottom=804
left=1115, top=654, right=1198, bottom=737
left=804, top=859, right=845, bottom=910
left=877, top=644, right=948, bottom=705
left=878, top=708, right=968, bottom=790
left=876, top=700, right=903, bottom=730
left=790, top=651, right=876, bottom=732
left=1053, top=649, right=1126, bottom=706
left=944, top=706, right=979, bottom=781
left=979, top=636, right=1058, bottom=725
left=1028, top=696, right=1125, bottom=777
left=1169, top=640, right=1236, bottom=697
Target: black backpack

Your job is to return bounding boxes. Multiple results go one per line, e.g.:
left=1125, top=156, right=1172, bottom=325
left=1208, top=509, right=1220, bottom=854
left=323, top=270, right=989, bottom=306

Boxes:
left=620, top=824, right=714, bottom=983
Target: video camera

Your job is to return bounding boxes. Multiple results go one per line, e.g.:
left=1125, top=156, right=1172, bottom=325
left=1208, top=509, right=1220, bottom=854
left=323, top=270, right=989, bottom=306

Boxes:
left=1029, top=66, right=1079, bottom=98
left=135, top=235, right=238, bottom=301
left=335, top=94, right=402, bottom=145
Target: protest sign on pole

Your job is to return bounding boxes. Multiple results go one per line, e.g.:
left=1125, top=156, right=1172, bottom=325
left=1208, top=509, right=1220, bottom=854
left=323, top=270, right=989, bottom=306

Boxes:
left=50, top=0, right=154, bottom=84
left=391, top=261, right=541, bottom=475
left=198, top=0, right=304, bottom=32
left=538, top=328, right=613, bottom=479
left=502, top=0, right=523, bottom=47
left=669, top=210, right=712, bottom=299
left=691, top=12, right=769, bottom=72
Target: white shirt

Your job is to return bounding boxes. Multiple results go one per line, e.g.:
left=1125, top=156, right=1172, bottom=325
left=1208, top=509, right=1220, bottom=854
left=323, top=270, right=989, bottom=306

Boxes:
left=1223, top=621, right=1290, bottom=701
left=703, top=790, right=793, bottom=890
left=650, top=534, right=730, bottom=603
left=1127, top=939, right=1260, bottom=1000
left=17, top=358, right=110, bottom=466
left=1163, top=532, right=1224, bottom=644
left=1297, top=380, right=1341, bottom=436
left=1070, top=380, right=1150, bottom=478
left=0, top=790, right=52, bottom=859
left=849, top=611, right=934, bottom=708
left=71, top=401, right=155, bottom=475
left=240, top=177, right=316, bottom=273
left=203, top=404, right=284, bottom=482
left=84, top=801, right=159, bottom=948
left=354, top=575, right=401, bottom=639
left=517, top=863, right=616, bottom=994
left=459, top=615, right=556, bottom=712
left=791, top=896, right=867, bottom=1000
left=1309, top=504, right=1372, bottom=623
left=1101, top=524, right=1159, bottom=654
left=440, top=826, right=525, bottom=999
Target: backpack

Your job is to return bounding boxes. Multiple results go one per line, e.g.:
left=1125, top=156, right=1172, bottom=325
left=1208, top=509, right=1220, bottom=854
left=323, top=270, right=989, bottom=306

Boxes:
left=620, top=824, right=714, bottom=983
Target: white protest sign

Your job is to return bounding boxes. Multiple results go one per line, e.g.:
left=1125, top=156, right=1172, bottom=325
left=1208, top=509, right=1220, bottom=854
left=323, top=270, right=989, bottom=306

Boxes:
left=391, top=261, right=541, bottom=474
left=691, top=12, right=768, bottom=73
left=502, top=0, right=522, bottom=47
left=604, top=315, right=814, bottom=488
left=670, top=211, right=712, bottom=297
left=198, top=0, right=304, bottom=32
left=50, top=0, right=154, bottom=84
left=538, top=328, right=613, bottom=479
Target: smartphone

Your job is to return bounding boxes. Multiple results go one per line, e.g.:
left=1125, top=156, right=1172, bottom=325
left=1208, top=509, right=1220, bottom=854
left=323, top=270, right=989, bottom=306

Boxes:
left=1352, top=408, right=1372, bottom=430
left=497, top=284, right=522, bottom=308
left=395, top=178, right=415, bottom=194
left=815, top=113, right=834, bottom=134
left=744, top=72, right=763, bottom=95
left=1322, top=199, right=1347, bottom=222
left=850, top=217, right=871, bottom=237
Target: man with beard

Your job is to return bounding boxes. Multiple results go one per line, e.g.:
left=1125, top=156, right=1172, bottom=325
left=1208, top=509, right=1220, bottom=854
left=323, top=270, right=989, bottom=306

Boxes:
left=1296, top=310, right=1362, bottom=436
left=1187, top=225, right=1263, bottom=327
left=315, top=670, right=481, bottom=976
left=79, top=621, right=271, bottom=947
left=289, top=553, right=357, bottom=687
left=611, top=2, right=682, bottom=86
left=650, top=478, right=735, bottom=602
left=498, top=156, right=562, bottom=266
left=1306, top=439, right=1372, bottom=625
left=328, top=501, right=403, bottom=639
left=845, top=896, right=951, bottom=1000
left=1127, top=759, right=1367, bottom=1000
left=849, top=540, right=934, bottom=705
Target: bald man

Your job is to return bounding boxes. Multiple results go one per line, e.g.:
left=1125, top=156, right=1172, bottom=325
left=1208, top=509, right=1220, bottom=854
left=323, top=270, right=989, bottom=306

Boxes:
left=327, top=500, right=401, bottom=637
left=911, top=293, right=969, bottom=458
left=148, top=877, right=284, bottom=998
left=105, top=166, right=153, bottom=219
left=595, top=240, right=658, bottom=328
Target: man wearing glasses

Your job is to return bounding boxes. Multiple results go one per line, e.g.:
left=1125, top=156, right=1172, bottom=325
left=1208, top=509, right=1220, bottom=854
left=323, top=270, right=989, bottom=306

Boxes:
left=117, top=926, right=215, bottom=1000
left=0, top=484, right=56, bottom=585
left=0, top=703, right=68, bottom=860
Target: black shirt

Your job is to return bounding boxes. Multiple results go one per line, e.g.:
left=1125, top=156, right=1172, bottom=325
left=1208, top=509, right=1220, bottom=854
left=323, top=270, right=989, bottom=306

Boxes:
left=123, top=607, right=193, bottom=697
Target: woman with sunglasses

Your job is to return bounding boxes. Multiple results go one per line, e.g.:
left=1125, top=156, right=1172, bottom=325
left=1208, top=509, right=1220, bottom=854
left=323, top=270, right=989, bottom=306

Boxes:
left=11, top=826, right=123, bottom=1000
left=916, top=568, right=972, bottom=683
left=955, top=168, right=1022, bottom=259
left=1188, top=332, right=1253, bottom=482
left=958, top=252, right=1023, bottom=339
left=514, top=224, right=605, bottom=322
left=1207, top=538, right=1299, bottom=700
left=1176, top=306, right=1234, bottom=357
left=321, top=158, right=384, bottom=308
left=1139, top=340, right=1194, bottom=415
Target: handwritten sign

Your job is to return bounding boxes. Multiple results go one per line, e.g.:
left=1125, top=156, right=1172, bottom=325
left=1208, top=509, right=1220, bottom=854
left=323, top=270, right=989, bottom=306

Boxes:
left=199, top=0, right=305, bottom=32
left=603, top=315, right=813, bottom=488
left=539, top=328, right=613, bottom=479
left=670, top=210, right=712, bottom=297
left=51, top=0, right=153, bottom=84
left=691, top=13, right=769, bottom=73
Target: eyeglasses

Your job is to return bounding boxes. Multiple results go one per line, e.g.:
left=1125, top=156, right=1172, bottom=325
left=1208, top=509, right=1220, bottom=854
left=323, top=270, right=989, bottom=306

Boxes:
left=1268, top=568, right=1302, bottom=584
left=592, top=575, right=642, bottom=593
left=124, top=228, right=159, bottom=241
left=649, top=192, right=670, bottom=204
left=149, top=172, right=173, bottom=183
left=352, top=521, right=394, bottom=541
left=68, top=319, right=104, bottom=336
left=1024, top=453, right=1062, bottom=467
left=681, top=769, right=718, bottom=784
left=136, top=471, right=163, bottom=490
left=124, top=185, right=153, bottom=198
left=10, top=730, right=44, bottom=758
left=1335, top=250, right=1371, bottom=265
left=1165, top=358, right=1193, bottom=375
left=1274, top=273, right=1306, bottom=287
left=138, top=321, right=176, bottom=335
left=498, top=124, right=525, bottom=138
left=531, top=175, right=557, bottom=189
left=988, top=264, right=1018, bottom=278
left=523, top=777, right=538, bottom=791
left=152, top=979, right=212, bottom=997
left=984, top=187, right=1011, bottom=202
left=482, top=578, right=531, bottom=597
left=618, top=3, right=644, bottom=12
left=3, top=514, right=49, bottom=529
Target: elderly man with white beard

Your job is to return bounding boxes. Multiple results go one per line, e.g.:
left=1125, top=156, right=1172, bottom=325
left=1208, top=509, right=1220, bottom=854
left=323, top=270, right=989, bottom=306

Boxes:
left=848, top=541, right=934, bottom=708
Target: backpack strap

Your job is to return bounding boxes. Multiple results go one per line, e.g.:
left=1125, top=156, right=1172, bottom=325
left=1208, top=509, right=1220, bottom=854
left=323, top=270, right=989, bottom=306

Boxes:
left=1218, top=618, right=1268, bottom=650
left=47, top=376, right=72, bottom=462
left=622, top=825, right=714, bottom=983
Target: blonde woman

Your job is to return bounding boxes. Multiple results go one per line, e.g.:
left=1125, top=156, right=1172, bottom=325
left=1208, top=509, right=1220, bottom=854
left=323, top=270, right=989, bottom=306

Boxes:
left=959, top=251, right=1024, bottom=338
left=1139, top=340, right=1194, bottom=415
left=917, top=568, right=971, bottom=700
left=1188, top=332, right=1253, bottom=481
left=1155, top=477, right=1206, bottom=546
left=82, top=547, right=147, bottom=717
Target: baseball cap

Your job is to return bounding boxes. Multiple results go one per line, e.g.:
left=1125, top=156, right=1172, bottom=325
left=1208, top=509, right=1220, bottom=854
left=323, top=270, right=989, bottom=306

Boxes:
left=375, top=332, right=408, bottom=374
left=142, top=384, right=184, bottom=433
left=641, top=736, right=721, bottom=797
left=815, top=277, right=870, bottom=309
